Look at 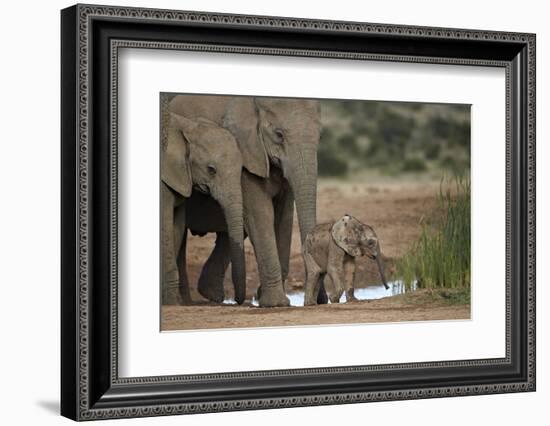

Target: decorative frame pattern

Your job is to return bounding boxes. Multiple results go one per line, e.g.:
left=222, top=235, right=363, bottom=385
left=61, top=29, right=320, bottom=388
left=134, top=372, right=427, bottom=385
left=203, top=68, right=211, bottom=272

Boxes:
left=61, top=4, right=536, bottom=421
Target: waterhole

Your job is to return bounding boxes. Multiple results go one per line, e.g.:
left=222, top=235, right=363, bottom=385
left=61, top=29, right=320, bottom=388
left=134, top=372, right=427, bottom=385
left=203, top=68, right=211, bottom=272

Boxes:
left=224, top=280, right=417, bottom=307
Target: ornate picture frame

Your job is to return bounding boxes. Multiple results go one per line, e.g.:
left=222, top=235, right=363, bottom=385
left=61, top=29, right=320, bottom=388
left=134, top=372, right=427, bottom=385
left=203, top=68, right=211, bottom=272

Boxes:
left=61, top=4, right=535, bottom=420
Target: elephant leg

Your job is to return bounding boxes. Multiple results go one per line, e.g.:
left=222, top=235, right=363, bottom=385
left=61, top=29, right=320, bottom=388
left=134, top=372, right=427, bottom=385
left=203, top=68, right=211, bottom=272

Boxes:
left=318, top=274, right=327, bottom=297
left=197, top=232, right=230, bottom=303
left=303, top=252, right=321, bottom=306
left=325, top=241, right=347, bottom=303
left=322, top=274, right=338, bottom=303
left=175, top=227, right=192, bottom=305
left=344, top=258, right=358, bottom=303
left=325, top=272, right=344, bottom=304
left=274, top=187, right=294, bottom=288
left=161, top=184, right=181, bottom=305
left=243, top=173, right=289, bottom=307
left=170, top=203, right=191, bottom=304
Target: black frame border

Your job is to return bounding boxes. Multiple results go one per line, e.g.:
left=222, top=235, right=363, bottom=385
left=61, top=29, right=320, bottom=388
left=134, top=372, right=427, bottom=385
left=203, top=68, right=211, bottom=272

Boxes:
left=61, top=4, right=536, bottom=421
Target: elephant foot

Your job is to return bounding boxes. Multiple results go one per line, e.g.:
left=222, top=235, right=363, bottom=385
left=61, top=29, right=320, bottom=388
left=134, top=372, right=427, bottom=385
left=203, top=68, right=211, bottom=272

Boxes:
left=258, top=286, right=290, bottom=308
left=304, top=298, right=317, bottom=306
left=198, top=280, right=225, bottom=303
left=303, top=290, right=318, bottom=306
left=197, top=255, right=227, bottom=303
left=346, top=294, right=359, bottom=303
left=234, top=290, right=245, bottom=306
left=329, top=295, right=342, bottom=304
left=163, top=282, right=192, bottom=305
left=345, top=289, right=358, bottom=303
left=316, top=286, right=329, bottom=305
left=178, top=285, right=193, bottom=305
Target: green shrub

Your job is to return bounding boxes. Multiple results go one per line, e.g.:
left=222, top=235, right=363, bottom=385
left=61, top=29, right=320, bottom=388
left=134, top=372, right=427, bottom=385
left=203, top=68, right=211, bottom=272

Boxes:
left=440, top=155, right=469, bottom=175
left=318, top=136, right=349, bottom=177
left=338, top=134, right=361, bottom=156
left=402, top=157, right=428, bottom=172
left=317, top=153, right=349, bottom=176
left=318, top=128, right=350, bottom=177
left=448, top=121, right=470, bottom=148
left=424, top=141, right=441, bottom=160
left=378, top=109, right=412, bottom=156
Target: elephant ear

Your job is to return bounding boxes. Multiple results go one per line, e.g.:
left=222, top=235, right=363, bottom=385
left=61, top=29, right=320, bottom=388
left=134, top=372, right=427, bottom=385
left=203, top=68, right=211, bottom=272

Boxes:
left=331, top=215, right=362, bottom=257
left=223, top=97, right=269, bottom=178
left=161, top=113, right=192, bottom=197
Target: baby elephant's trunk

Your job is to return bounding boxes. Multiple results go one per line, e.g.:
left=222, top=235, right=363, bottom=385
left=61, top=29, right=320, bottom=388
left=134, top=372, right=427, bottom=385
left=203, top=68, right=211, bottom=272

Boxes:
left=375, top=255, right=389, bottom=290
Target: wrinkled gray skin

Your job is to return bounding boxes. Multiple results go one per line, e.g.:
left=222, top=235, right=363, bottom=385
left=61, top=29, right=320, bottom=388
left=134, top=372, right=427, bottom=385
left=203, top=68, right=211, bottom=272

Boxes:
left=302, top=215, right=388, bottom=305
left=161, top=112, right=246, bottom=305
left=169, top=95, right=321, bottom=307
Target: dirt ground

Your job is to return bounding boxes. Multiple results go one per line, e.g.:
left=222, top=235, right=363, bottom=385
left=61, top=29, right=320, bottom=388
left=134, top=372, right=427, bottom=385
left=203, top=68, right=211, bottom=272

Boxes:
left=162, top=290, right=470, bottom=331
left=164, top=179, right=469, bottom=330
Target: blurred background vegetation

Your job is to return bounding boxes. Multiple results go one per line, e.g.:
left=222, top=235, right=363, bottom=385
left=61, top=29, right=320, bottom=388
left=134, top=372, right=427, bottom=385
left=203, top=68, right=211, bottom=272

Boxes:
left=318, top=100, right=470, bottom=179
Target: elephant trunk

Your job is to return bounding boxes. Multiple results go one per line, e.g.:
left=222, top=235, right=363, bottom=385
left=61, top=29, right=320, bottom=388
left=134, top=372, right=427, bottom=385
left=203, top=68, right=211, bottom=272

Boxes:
left=375, top=255, right=389, bottom=290
left=220, top=195, right=246, bottom=304
left=287, top=144, right=318, bottom=244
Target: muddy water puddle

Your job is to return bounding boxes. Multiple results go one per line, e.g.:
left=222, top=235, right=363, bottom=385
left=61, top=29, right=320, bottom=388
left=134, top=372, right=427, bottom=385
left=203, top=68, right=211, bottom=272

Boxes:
left=224, top=280, right=417, bottom=307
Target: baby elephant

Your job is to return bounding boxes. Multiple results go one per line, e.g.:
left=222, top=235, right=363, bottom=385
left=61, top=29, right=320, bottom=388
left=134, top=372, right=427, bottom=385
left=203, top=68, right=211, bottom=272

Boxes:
left=303, top=215, right=389, bottom=305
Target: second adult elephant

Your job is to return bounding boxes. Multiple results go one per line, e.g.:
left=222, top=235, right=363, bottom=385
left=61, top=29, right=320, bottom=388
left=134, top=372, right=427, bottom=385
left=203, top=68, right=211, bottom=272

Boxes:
left=170, top=95, right=321, bottom=307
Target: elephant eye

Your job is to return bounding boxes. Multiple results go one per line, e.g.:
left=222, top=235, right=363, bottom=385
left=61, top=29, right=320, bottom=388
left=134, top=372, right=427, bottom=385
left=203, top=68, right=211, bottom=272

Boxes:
left=273, top=128, right=285, bottom=143
left=207, top=164, right=217, bottom=176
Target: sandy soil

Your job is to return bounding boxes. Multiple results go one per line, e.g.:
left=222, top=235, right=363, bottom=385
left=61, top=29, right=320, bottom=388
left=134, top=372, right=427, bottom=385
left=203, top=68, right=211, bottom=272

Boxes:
left=162, top=290, right=470, bottom=331
left=161, top=179, right=470, bottom=330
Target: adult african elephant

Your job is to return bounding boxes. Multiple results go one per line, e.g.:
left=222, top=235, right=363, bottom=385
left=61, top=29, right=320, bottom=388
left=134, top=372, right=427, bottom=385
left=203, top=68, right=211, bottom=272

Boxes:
left=161, top=111, right=246, bottom=305
left=169, top=95, right=321, bottom=307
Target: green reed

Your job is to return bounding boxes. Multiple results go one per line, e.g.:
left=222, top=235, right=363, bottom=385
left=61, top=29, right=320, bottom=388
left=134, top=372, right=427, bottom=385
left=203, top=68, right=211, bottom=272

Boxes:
left=397, top=176, right=470, bottom=289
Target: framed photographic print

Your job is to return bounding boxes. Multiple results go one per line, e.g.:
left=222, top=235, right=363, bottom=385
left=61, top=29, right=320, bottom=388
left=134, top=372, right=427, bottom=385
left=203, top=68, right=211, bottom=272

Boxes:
left=61, top=4, right=536, bottom=421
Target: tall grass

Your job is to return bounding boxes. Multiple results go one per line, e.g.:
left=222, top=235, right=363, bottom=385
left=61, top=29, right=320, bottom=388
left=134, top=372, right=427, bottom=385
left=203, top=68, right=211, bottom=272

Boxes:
left=397, top=177, right=470, bottom=289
